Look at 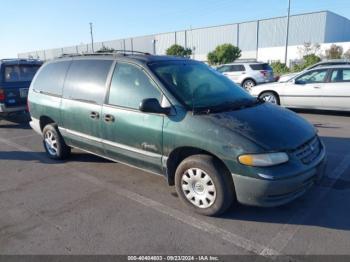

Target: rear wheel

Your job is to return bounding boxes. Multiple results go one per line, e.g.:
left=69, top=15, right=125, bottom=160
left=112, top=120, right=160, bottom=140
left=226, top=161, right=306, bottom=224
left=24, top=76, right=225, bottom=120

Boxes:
left=242, top=79, right=256, bottom=91
left=175, top=155, right=234, bottom=216
left=42, top=124, right=71, bottom=160
left=259, top=91, right=280, bottom=105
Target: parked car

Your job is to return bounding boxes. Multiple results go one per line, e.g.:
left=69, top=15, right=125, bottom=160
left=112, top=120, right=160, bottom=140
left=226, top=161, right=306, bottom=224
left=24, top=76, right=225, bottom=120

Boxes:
left=278, top=59, right=350, bottom=82
left=250, top=65, right=350, bottom=111
left=0, top=59, right=42, bottom=116
left=28, top=53, right=326, bottom=216
left=216, top=62, right=274, bottom=90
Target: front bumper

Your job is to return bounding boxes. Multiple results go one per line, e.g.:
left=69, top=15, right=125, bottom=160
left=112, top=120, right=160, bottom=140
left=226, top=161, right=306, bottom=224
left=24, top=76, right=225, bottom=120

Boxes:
left=0, top=103, right=26, bottom=114
left=232, top=150, right=327, bottom=207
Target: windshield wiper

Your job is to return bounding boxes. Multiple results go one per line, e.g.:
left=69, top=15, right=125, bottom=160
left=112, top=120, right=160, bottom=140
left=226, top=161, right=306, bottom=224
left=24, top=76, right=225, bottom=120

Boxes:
left=193, top=98, right=264, bottom=115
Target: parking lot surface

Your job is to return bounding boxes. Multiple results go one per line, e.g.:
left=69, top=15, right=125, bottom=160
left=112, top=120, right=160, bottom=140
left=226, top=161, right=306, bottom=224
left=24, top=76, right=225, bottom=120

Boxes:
left=0, top=111, right=349, bottom=256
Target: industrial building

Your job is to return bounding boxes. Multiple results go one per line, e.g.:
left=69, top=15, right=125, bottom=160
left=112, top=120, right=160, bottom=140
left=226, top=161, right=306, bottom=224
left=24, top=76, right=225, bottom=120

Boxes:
left=18, top=10, right=350, bottom=65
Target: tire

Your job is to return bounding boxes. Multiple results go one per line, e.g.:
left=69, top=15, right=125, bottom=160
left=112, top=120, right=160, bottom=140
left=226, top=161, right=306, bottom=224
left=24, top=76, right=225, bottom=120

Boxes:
left=242, top=79, right=256, bottom=91
left=259, top=91, right=280, bottom=105
left=175, top=154, right=235, bottom=216
left=42, top=124, right=71, bottom=160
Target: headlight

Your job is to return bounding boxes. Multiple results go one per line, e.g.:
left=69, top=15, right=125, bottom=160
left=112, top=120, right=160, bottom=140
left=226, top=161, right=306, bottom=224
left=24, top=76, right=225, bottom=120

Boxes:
left=238, top=152, right=289, bottom=167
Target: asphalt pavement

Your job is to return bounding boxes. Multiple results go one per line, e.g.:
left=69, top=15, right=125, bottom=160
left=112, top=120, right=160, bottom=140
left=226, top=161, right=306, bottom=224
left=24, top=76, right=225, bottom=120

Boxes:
left=0, top=110, right=349, bottom=257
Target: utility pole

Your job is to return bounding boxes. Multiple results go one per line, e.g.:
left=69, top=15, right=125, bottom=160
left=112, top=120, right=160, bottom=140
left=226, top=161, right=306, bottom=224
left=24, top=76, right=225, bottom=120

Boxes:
left=284, top=0, right=291, bottom=65
left=90, top=22, right=94, bottom=53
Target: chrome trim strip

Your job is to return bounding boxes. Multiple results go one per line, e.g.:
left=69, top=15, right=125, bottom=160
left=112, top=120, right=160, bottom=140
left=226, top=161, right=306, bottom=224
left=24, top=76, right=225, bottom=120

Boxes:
left=59, top=127, right=163, bottom=158
left=103, top=139, right=161, bottom=158
left=59, top=127, right=102, bottom=143
left=71, top=145, right=164, bottom=177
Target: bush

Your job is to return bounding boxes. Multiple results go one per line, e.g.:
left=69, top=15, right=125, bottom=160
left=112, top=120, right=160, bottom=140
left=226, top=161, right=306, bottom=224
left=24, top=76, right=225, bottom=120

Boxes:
left=291, top=54, right=321, bottom=72
left=270, top=62, right=290, bottom=75
left=325, top=44, right=343, bottom=59
left=166, top=44, right=192, bottom=57
left=207, top=44, right=241, bottom=65
left=96, top=46, right=115, bottom=53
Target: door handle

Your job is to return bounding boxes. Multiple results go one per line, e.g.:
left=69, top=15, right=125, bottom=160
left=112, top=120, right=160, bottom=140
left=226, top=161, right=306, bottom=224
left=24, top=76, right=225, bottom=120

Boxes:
left=104, top=114, right=115, bottom=123
left=90, top=111, right=100, bottom=119
left=313, top=86, right=321, bottom=89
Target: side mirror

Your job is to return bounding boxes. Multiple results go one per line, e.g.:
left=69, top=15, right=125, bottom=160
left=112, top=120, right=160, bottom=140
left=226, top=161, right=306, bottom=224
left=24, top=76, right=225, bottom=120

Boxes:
left=139, top=98, right=171, bottom=115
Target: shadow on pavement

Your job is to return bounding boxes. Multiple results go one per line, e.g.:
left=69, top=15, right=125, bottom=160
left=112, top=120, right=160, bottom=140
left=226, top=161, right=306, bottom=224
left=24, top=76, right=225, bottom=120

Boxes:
left=1, top=122, right=349, bottom=231
left=291, top=108, right=350, bottom=117
left=0, top=113, right=31, bottom=129
left=0, top=151, right=112, bottom=164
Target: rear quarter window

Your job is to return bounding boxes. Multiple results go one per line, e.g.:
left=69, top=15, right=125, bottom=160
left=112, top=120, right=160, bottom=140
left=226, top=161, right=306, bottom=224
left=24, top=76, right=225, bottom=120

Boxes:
left=3, top=64, right=41, bottom=83
left=250, top=64, right=272, bottom=71
left=32, top=61, right=71, bottom=96
left=63, top=59, right=113, bottom=104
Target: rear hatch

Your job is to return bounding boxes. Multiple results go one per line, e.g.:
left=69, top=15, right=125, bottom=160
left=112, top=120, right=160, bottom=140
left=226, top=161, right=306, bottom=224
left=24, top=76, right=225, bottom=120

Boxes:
left=1, top=63, right=41, bottom=107
left=1, top=82, right=31, bottom=107
left=250, top=63, right=274, bottom=81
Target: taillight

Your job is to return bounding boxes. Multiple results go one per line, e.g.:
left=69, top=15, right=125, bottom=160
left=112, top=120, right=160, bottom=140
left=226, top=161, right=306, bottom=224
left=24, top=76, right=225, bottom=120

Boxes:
left=0, top=89, right=5, bottom=102
left=260, top=70, right=268, bottom=77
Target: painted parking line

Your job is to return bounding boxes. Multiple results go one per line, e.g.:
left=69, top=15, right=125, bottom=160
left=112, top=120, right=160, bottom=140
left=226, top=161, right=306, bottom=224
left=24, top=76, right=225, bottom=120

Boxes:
left=261, top=154, right=350, bottom=256
left=0, top=137, right=282, bottom=257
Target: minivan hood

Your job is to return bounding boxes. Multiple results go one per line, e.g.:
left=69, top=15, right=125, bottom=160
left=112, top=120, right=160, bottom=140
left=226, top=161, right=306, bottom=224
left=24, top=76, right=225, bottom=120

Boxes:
left=206, top=103, right=316, bottom=151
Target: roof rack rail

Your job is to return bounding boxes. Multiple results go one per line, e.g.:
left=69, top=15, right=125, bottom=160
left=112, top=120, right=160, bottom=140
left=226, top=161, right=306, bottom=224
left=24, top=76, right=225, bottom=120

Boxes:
left=234, top=59, right=259, bottom=63
left=57, top=50, right=152, bottom=59
left=102, top=50, right=152, bottom=56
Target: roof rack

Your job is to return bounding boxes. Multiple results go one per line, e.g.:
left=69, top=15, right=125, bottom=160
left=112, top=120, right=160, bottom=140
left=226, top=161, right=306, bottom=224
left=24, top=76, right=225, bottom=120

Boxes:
left=234, top=59, right=259, bottom=63
left=58, top=50, right=152, bottom=59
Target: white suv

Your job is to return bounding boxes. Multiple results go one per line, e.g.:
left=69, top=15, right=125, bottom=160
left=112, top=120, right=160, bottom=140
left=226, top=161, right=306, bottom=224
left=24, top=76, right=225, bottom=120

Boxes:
left=216, top=62, right=275, bottom=90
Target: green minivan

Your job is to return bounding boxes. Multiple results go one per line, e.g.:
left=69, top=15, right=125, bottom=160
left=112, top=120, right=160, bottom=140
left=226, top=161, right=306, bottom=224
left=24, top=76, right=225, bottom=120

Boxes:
left=28, top=53, right=326, bottom=216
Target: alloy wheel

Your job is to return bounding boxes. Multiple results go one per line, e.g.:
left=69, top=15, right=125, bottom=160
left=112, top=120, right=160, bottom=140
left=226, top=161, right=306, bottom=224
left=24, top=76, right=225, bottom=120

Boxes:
left=44, top=130, right=58, bottom=156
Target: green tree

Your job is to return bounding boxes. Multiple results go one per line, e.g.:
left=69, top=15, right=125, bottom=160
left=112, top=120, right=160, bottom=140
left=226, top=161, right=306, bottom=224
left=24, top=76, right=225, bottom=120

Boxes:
left=325, top=44, right=343, bottom=59
left=166, top=44, right=192, bottom=57
left=207, top=44, right=241, bottom=65
left=270, top=61, right=290, bottom=75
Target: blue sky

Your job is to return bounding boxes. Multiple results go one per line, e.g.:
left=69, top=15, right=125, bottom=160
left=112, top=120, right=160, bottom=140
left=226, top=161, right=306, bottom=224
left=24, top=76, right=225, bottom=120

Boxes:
left=1, top=0, right=350, bottom=58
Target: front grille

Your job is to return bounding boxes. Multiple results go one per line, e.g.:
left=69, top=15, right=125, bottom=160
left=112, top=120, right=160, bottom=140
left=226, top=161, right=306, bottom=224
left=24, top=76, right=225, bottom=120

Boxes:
left=292, top=136, right=322, bottom=164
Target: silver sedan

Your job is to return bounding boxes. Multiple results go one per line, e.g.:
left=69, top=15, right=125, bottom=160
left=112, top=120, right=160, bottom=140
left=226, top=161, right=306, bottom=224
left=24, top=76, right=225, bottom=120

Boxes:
left=249, top=65, right=350, bottom=112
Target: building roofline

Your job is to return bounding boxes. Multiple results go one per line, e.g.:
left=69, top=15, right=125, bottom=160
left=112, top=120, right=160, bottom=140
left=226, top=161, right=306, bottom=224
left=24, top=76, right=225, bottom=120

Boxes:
left=19, top=10, right=347, bottom=56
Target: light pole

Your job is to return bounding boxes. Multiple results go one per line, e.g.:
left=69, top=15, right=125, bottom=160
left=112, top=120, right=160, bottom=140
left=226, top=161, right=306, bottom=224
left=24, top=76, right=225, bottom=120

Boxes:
left=284, top=0, right=291, bottom=65
left=90, top=22, right=94, bottom=53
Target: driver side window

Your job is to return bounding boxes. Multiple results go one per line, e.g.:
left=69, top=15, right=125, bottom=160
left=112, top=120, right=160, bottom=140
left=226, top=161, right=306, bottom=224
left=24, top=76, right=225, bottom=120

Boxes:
left=108, top=63, right=162, bottom=109
left=295, top=69, right=328, bottom=84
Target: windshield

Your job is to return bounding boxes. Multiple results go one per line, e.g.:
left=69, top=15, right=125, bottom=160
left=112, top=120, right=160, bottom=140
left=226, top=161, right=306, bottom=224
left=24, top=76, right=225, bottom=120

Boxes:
left=3, top=65, right=41, bottom=82
left=149, top=61, right=255, bottom=111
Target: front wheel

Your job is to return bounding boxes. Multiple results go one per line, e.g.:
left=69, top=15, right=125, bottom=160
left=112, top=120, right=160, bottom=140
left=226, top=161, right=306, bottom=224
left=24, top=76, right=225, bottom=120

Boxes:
left=175, top=155, right=235, bottom=216
left=259, top=92, right=280, bottom=105
left=42, top=124, right=71, bottom=160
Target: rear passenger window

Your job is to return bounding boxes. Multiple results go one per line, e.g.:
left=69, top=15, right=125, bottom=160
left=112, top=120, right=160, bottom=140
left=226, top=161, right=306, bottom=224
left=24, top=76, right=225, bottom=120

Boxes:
left=231, top=65, right=245, bottom=71
left=32, top=61, right=71, bottom=96
left=108, top=63, right=161, bottom=109
left=63, top=59, right=113, bottom=104
left=331, top=69, right=350, bottom=82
